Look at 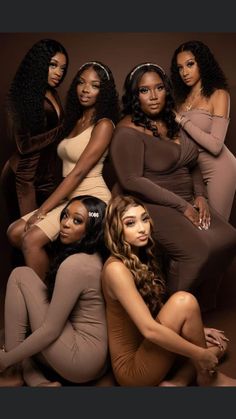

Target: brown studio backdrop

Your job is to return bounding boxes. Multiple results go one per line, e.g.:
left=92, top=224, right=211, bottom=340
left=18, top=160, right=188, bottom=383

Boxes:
left=0, top=33, right=236, bottom=315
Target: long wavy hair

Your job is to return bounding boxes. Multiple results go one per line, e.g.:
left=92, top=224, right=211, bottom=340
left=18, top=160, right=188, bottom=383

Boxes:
left=7, top=38, right=69, bottom=135
left=45, top=195, right=107, bottom=300
left=170, top=40, right=229, bottom=105
left=122, top=63, right=179, bottom=139
left=104, top=195, right=166, bottom=317
left=62, top=61, right=120, bottom=138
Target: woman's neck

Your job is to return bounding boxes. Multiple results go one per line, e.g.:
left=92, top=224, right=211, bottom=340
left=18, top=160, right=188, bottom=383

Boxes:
left=81, top=108, right=95, bottom=126
left=189, top=80, right=202, bottom=96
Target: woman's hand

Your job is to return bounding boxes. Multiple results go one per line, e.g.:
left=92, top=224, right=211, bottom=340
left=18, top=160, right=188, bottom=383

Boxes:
left=193, top=196, right=211, bottom=230
left=183, top=203, right=202, bottom=229
left=24, top=210, right=46, bottom=232
left=204, top=327, right=229, bottom=351
left=195, top=347, right=219, bottom=373
left=173, top=110, right=183, bottom=125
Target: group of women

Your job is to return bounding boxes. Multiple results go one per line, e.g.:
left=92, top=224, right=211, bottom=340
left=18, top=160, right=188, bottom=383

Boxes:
left=0, top=38, right=236, bottom=387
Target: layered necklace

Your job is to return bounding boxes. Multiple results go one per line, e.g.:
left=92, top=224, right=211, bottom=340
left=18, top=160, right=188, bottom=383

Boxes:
left=184, top=87, right=203, bottom=112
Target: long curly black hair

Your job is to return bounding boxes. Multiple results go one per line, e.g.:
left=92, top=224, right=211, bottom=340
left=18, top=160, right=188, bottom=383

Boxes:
left=62, top=61, right=120, bottom=138
left=45, top=195, right=107, bottom=300
left=122, top=63, right=179, bottom=139
left=7, top=38, right=69, bottom=135
left=170, top=40, right=229, bottom=105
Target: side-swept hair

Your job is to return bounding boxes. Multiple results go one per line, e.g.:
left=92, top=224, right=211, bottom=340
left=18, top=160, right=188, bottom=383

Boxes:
left=104, top=195, right=166, bottom=317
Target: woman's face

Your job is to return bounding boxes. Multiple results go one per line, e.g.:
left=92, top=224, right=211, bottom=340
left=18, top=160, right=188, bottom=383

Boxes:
left=59, top=200, right=88, bottom=244
left=138, top=71, right=166, bottom=118
left=76, top=67, right=101, bottom=107
left=48, top=52, right=67, bottom=87
left=176, top=51, right=201, bottom=87
left=122, top=205, right=151, bottom=249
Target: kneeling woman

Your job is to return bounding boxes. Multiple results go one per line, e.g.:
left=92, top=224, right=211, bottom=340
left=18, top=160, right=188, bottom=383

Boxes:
left=102, top=195, right=236, bottom=387
left=0, top=195, right=108, bottom=386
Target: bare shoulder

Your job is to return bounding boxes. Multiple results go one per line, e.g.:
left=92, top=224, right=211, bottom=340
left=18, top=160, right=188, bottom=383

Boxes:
left=102, top=257, right=134, bottom=298
left=211, top=89, right=230, bottom=103
left=95, top=118, right=115, bottom=130
left=103, top=256, right=127, bottom=275
left=103, top=257, right=132, bottom=284
left=90, top=118, right=115, bottom=144
left=211, top=89, right=230, bottom=117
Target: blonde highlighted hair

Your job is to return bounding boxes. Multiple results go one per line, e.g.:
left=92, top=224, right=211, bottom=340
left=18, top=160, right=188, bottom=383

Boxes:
left=104, top=195, right=166, bottom=316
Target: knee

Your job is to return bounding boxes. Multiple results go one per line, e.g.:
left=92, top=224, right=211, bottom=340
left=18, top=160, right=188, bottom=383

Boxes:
left=171, top=291, right=199, bottom=312
left=7, top=221, right=23, bottom=247
left=8, top=266, right=34, bottom=287
left=21, top=230, right=39, bottom=253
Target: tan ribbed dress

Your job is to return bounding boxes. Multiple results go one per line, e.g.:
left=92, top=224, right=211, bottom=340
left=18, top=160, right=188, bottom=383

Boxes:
left=22, top=125, right=111, bottom=240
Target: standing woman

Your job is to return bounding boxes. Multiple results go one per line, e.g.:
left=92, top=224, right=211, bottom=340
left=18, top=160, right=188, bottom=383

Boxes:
left=8, top=61, right=120, bottom=279
left=170, top=40, right=236, bottom=220
left=102, top=195, right=236, bottom=386
left=1, top=39, right=69, bottom=221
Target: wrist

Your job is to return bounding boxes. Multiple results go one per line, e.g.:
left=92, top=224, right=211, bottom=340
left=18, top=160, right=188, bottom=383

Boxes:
left=192, top=346, right=205, bottom=362
left=35, top=208, right=47, bottom=220
left=175, top=114, right=183, bottom=125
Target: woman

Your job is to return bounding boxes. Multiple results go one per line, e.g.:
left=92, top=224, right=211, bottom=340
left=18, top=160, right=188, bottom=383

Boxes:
left=102, top=195, right=235, bottom=387
left=109, top=62, right=236, bottom=310
left=1, top=38, right=69, bottom=221
left=0, top=195, right=108, bottom=387
left=7, top=61, right=120, bottom=279
left=170, top=40, right=236, bottom=220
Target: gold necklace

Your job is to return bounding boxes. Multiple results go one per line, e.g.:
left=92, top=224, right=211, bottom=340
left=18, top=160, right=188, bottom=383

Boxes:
left=184, top=87, right=203, bottom=111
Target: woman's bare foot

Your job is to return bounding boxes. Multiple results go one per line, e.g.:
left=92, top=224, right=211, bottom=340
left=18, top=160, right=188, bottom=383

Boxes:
left=159, top=379, right=186, bottom=387
left=37, top=380, right=62, bottom=387
left=0, top=367, right=24, bottom=387
left=197, top=371, right=236, bottom=387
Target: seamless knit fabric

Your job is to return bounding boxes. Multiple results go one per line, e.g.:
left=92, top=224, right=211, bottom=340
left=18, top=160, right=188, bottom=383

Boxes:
left=22, top=124, right=111, bottom=241
left=110, top=126, right=236, bottom=300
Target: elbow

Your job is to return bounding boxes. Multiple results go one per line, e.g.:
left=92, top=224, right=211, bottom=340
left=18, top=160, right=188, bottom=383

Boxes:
left=141, top=324, right=157, bottom=342
left=208, top=143, right=223, bottom=156
left=118, top=176, right=138, bottom=192
left=212, top=147, right=222, bottom=157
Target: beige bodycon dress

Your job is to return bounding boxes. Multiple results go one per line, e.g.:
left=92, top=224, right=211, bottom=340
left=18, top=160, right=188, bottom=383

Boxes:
left=22, top=125, right=111, bottom=240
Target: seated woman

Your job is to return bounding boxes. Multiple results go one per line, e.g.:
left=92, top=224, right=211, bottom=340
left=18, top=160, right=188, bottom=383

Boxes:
left=0, top=195, right=108, bottom=387
left=7, top=61, right=120, bottom=280
left=102, top=195, right=235, bottom=387
left=110, top=62, right=236, bottom=310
